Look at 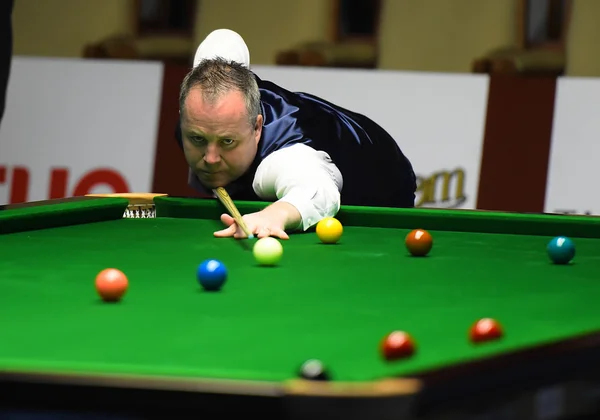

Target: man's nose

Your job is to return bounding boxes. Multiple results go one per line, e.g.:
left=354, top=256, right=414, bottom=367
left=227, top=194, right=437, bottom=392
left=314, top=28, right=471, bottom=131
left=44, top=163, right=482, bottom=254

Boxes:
left=203, top=144, right=221, bottom=165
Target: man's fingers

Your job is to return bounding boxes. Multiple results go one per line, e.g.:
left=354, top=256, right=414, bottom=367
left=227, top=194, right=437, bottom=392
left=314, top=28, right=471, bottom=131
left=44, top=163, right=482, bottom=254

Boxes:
left=220, top=213, right=255, bottom=239
left=234, top=228, right=251, bottom=239
left=215, top=213, right=237, bottom=237
left=253, top=227, right=265, bottom=239
left=255, top=227, right=289, bottom=240
left=220, top=213, right=235, bottom=226
left=214, top=223, right=237, bottom=237
left=215, top=213, right=289, bottom=240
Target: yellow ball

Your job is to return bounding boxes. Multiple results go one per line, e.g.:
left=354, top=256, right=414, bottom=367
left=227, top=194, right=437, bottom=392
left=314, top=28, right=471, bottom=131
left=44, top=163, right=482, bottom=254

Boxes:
left=316, top=217, right=343, bottom=244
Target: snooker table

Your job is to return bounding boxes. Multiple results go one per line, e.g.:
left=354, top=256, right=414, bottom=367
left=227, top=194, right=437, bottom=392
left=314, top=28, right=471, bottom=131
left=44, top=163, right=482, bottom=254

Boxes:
left=1, top=194, right=600, bottom=420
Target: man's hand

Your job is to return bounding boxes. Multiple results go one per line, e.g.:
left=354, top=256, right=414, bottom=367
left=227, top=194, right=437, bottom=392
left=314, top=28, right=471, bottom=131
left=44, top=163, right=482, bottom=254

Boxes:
left=214, top=201, right=302, bottom=239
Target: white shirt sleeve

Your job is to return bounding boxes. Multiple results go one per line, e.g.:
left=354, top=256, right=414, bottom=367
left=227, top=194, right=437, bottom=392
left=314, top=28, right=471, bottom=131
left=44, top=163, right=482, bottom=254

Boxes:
left=252, top=143, right=343, bottom=231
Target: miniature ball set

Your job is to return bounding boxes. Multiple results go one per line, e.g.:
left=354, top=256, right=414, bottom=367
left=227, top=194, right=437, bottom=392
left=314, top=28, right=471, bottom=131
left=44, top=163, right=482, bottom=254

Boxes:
left=93, top=217, right=578, bottom=379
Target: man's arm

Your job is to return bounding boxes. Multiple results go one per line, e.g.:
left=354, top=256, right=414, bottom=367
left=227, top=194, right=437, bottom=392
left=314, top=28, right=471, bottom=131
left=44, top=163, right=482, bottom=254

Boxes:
left=253, top=143, right=343, bottom=230
left=213, top=143, right=343, bottom=239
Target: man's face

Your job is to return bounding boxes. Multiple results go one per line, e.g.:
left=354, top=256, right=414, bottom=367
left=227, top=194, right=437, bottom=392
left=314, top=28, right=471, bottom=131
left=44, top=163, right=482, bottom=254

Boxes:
left=180, top=87, right=262, bottom=188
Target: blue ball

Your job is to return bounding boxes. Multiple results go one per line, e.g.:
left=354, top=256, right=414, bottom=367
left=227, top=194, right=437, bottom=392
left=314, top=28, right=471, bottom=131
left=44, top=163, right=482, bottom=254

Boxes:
left=197, top=259, right=227, bottom=291
left=547, top=236, right=575, bottom=265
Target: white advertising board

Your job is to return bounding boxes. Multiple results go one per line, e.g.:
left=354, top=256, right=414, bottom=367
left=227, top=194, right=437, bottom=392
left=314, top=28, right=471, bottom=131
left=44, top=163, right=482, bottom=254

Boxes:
left=0, top=57, right=164, bottom=205
left=545, top=77, right=600, bottom=215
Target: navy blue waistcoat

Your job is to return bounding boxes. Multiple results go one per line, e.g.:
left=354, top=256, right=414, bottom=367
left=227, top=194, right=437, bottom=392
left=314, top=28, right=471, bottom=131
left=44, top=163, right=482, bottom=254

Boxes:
left=176, top=74, right=417, bottom=208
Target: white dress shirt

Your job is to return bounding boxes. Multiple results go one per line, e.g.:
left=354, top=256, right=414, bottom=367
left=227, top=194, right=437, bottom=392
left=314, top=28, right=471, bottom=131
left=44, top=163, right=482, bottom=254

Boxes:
left=252, top=143, right=343, bottom=231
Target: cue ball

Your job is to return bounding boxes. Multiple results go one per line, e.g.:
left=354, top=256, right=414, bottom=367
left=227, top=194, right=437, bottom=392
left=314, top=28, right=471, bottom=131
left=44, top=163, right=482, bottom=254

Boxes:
left=316, top=217, right=343, bottom=244
left=547, top=236, right=575, bottom=264
left=380, top=331, right=416, bottom=360
left=405, top=229, right=433, bottom=256
left=469, top=318, right=503, bottom=343
left=95, top=268, right=128, bottom=302
left=253, top=237, right=283, bottom=266
left=299, top=359, right=330, bottom=380
left=197, top=259, right=227, bottom=291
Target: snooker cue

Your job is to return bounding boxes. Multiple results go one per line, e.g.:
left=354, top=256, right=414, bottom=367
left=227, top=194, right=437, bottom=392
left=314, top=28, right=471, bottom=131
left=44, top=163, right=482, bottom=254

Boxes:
left=213, top=187, right=254, bottom=239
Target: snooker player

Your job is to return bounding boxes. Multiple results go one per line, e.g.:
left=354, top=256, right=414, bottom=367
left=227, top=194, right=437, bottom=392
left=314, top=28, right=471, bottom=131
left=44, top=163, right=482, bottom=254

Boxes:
left=177, top=29, right=416, bottom=239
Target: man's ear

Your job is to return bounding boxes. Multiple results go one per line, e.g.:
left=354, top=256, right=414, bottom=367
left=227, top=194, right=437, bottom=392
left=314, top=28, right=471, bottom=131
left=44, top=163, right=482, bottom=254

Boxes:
left=254, top=114, right=263, bottom=144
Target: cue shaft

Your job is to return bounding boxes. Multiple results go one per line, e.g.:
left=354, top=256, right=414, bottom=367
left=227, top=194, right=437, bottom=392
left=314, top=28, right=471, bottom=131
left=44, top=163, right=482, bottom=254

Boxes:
left=213, top=187, right=254, bottom=239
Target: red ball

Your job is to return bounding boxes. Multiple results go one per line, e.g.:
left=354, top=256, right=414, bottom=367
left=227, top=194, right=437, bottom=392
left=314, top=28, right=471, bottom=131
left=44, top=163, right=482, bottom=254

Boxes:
left=380, top=331, right=416, bottom=361
left=469, top=318, right=503, bottom=343
left=95, top=268, right=128, bottom=302
left=405, top=229, right=433, bottom=256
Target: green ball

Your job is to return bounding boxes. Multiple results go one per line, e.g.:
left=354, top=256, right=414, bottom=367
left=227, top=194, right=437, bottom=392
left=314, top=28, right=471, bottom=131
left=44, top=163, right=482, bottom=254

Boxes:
left=253, top=237, right=283, bottom=266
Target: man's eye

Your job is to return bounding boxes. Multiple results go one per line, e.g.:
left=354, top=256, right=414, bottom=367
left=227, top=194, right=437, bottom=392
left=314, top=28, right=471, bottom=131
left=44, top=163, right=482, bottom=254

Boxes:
left=221, top=139, right=234, bottom=146
left=191, top=136, right=206, bottom=144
